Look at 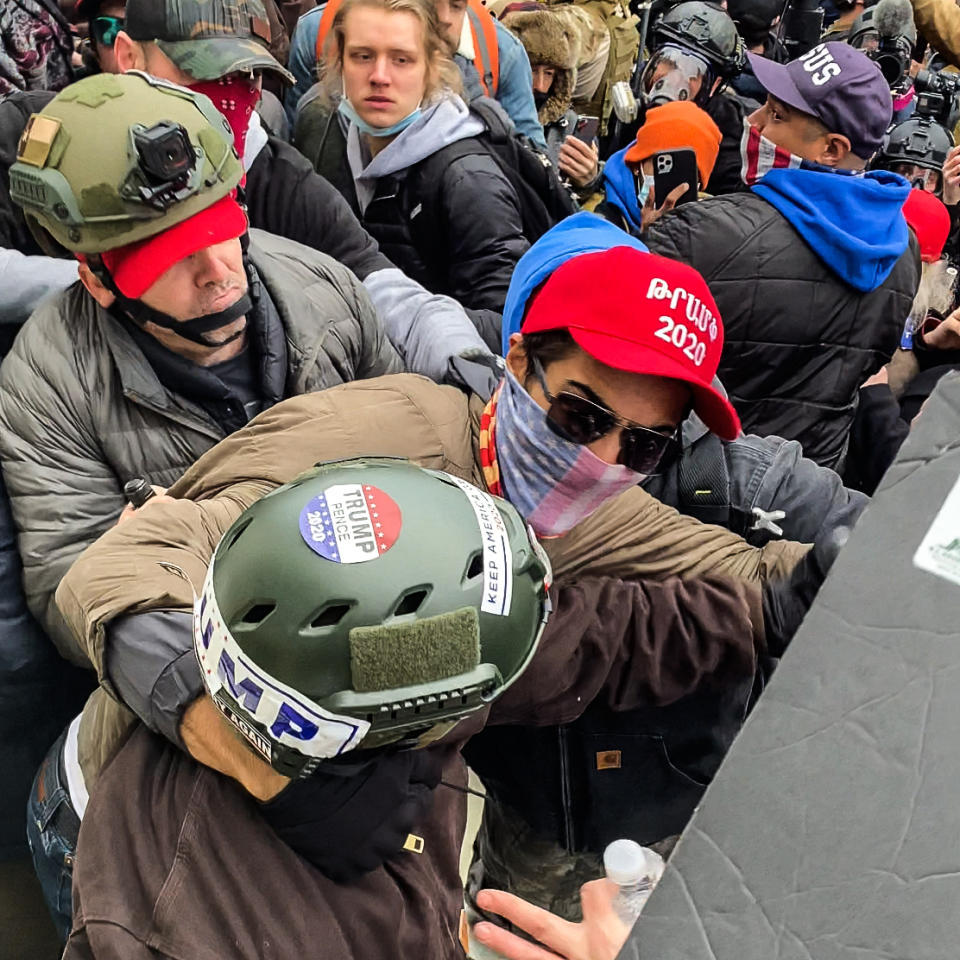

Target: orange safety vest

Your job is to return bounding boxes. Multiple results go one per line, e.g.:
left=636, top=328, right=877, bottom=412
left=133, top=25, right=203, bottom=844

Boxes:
left=315, top=0, right=499, bottom=97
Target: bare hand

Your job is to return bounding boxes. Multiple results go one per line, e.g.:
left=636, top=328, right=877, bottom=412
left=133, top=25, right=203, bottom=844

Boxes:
left=473, top=879, right=631, bottom=960
left=942, top=145, right=960, bottom=206
left=922, top=309, right=960, bottom=350
left=861, top=365, right=889, bottom=388
left=181, top=695, right=290, bottom=801
left=117, top=485, right=172, bottom=525
left=558, top=136, right=600, bottom=189
left=641, top=181, right=690, bottom=233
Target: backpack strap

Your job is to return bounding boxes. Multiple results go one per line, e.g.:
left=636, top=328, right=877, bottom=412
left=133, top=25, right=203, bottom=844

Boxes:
left=406, top=138, right=490, bottom=286
left=315, top=0, right=344, bottom=63
left=676, top=432, right=732, bottom=529
left=467, top=0, right=500, bottom=98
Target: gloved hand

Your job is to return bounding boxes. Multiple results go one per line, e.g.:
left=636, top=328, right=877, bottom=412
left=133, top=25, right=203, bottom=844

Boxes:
left=444, top=351, right=505, bottom=402
left=259, top=748, right=443, bottom=883
left=762, top=526, right=850, bottom=657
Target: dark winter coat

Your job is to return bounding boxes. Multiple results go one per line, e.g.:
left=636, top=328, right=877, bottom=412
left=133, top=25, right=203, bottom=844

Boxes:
left=646, top=186, right=920, bottom=469
left=305, top=98, right=529, bottom=318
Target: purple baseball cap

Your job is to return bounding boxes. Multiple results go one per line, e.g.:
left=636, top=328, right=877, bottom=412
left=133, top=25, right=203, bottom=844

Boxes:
left=747, top=42, right=892, bottom=160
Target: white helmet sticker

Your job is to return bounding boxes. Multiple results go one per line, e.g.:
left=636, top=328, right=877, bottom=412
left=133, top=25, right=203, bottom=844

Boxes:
left=193, top=568, right=370, bottom=761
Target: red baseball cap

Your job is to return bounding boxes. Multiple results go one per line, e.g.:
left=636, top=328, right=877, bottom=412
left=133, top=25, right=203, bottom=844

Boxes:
left=100, top=195, right=248, bottom=299
left=902, top=189, right=950, bottom=264
left=521, top=246, right=741, bottom=440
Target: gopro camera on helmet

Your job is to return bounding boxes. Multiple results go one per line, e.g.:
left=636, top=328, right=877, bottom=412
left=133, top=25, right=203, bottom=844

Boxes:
left=129, top=120, right=198, bottom=210
left=134, top=121, right=194, bottom=184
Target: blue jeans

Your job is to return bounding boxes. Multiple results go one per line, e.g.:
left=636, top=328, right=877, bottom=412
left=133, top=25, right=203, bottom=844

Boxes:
left=25, top=728, right=78, bottom=944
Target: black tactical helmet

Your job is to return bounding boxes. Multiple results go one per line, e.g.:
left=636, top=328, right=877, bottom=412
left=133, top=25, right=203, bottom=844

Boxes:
left=874, top=117, right=954, bottom=178
left=650, top=1, right=746, bottom=79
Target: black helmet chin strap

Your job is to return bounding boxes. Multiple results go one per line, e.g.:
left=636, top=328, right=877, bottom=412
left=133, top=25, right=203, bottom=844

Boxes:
left=89, top=234, right=258, bottom=347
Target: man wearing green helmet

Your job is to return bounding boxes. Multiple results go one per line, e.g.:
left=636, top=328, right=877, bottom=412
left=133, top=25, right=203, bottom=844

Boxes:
left=0, top=70, right=404, bottom=664
left=0, top=0, right=496, bottom=370
left=44, top=221, right=824, bottom=954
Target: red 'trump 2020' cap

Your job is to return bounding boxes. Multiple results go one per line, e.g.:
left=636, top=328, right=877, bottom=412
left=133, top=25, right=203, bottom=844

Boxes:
left=521, top=246, right=741, bottom=440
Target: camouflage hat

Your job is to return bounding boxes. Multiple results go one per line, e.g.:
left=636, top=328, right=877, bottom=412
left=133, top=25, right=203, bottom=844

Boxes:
left=124, top=0, right=295, bottom=83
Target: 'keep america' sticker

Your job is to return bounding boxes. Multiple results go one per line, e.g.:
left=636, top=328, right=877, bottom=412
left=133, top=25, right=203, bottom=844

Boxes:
left=299, top=484, right=401, bottom=563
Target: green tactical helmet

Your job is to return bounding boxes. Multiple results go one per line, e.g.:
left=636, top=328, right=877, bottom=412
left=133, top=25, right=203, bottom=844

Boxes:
left=9, top=71, right=242, bottom=254
left=194, top=458, right=552, bottom=778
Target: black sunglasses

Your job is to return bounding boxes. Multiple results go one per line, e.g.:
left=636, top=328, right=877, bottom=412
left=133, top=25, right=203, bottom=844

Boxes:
left=531, top=357, right=681, bottom=475
left=91, top=15, right=123, bottom=48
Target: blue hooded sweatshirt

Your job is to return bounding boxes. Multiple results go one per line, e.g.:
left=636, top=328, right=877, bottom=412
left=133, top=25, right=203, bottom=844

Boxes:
left=752, top=168, right=910, bottom=293
left=599, top=147, right=644, bottom=236
left=500, top=212, right=648, bottom=355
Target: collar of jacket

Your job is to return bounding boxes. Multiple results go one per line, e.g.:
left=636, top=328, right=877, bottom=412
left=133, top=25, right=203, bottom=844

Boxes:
left=100, top=264, right=287, bottom=433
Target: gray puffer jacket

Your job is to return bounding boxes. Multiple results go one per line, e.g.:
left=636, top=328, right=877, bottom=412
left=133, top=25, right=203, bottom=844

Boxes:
left=0, top=229, right=402, bottom=661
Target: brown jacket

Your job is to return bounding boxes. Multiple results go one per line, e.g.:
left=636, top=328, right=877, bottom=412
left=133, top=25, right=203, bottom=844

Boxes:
left=64, top=568, right=764, bottom=960
left=56, top=374, right=807, bottom=788
left=910, top=0, right=960, bottom=68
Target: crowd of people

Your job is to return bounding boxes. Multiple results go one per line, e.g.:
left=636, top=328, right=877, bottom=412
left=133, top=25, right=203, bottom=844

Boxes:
left=3, top=0, right=960, bottom=957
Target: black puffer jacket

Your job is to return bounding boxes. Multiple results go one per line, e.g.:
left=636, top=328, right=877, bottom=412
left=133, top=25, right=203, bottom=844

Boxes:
left=305, top=99, right=529, bottom=320
left=646, top=189, right=920, bottom=469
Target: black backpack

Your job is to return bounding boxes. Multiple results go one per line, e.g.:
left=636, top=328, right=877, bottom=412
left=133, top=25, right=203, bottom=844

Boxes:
left=407, top=98, right=578, bottom=260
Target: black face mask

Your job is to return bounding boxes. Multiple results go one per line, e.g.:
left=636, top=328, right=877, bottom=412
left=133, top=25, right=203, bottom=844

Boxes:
left=534, top=90, right=550, bottom=109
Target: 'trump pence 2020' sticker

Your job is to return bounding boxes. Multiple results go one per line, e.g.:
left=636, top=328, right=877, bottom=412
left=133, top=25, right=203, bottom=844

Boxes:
left=299, top=484, right=402, bottom=563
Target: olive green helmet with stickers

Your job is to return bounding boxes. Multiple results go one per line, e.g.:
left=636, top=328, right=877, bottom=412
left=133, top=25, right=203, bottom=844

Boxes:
left=194, top=458, right=552, bottom=778
left=9, top=71, right=242, bottom=254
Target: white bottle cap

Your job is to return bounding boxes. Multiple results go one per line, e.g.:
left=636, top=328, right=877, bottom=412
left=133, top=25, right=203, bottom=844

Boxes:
left=603, top=839, right=650, bottom=885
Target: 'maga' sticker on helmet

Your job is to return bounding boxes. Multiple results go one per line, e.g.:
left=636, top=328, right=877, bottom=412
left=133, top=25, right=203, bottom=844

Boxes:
left=299, top=484, right=401, bottom=563
left=447, top=475, right=513, bottom=617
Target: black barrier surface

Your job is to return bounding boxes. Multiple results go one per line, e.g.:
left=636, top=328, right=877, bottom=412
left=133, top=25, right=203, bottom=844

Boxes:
left=619, top=370, right=960, bottom=960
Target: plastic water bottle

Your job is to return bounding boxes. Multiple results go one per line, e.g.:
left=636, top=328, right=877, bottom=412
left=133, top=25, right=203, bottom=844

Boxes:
left=603, top=839, right=665, bottom=926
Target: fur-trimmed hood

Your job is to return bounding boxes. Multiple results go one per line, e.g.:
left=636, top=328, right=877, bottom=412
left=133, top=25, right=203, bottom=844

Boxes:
left=501, top=5, right=582, bottom=125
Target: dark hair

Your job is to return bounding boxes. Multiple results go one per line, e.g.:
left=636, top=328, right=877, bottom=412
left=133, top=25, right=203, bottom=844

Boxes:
left=518, top=329, right=578, bottom=387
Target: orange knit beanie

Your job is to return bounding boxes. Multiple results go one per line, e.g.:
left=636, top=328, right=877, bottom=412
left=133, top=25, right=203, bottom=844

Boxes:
left=624, top=101, right=723, bottom=188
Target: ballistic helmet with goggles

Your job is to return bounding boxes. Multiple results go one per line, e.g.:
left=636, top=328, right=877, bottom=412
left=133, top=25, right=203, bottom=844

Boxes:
left=872, top=116, right=954, bottom=195
left=194, top=458, right=552, bottom=779
left=9, top=71, right=242, bottom=255
left=649, top=2, right=746, bottom=81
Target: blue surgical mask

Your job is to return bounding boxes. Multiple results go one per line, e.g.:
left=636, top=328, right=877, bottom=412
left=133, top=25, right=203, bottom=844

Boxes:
left=338, top=96, right=423, bottom=138
left=495, top=370, right=643, bottom=537
left=636, top=173, right=655, bottom=208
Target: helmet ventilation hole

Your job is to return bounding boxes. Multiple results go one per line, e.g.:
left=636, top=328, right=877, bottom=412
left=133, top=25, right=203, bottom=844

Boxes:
left=241, top=602, right=276, bottom=624
left=225, top=518, right=253, bottom=551
left=310, top=603, right=352, bottom=628
left=394, top=589, right=428, bottom=617
left=464, top=552, right=484, bottom=582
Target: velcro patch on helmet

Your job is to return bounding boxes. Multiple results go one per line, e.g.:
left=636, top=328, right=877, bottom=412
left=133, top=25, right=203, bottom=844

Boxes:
left=348, top=607, right=481, bottom=694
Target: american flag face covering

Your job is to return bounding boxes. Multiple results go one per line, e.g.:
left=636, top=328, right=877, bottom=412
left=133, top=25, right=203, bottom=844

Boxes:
left=494, top=369, right=643, bottom=538
left=740, top=122, right=803, bottom=187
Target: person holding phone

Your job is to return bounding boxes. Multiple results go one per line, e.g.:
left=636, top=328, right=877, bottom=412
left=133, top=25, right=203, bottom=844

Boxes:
left=592, top=100, right=722, bottom=235
left=501, top=3, right=601, bottom=188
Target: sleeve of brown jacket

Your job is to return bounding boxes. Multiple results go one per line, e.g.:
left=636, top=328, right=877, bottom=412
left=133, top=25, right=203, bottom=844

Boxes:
left=909, top=0, right=960, bottom=66
left=541, top=485, right=809, bottom=587
left=489, top=575, right=764, bottom=728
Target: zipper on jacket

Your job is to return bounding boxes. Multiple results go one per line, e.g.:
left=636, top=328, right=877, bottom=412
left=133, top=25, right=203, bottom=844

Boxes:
left=557, top=726, right=576, bottom=854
